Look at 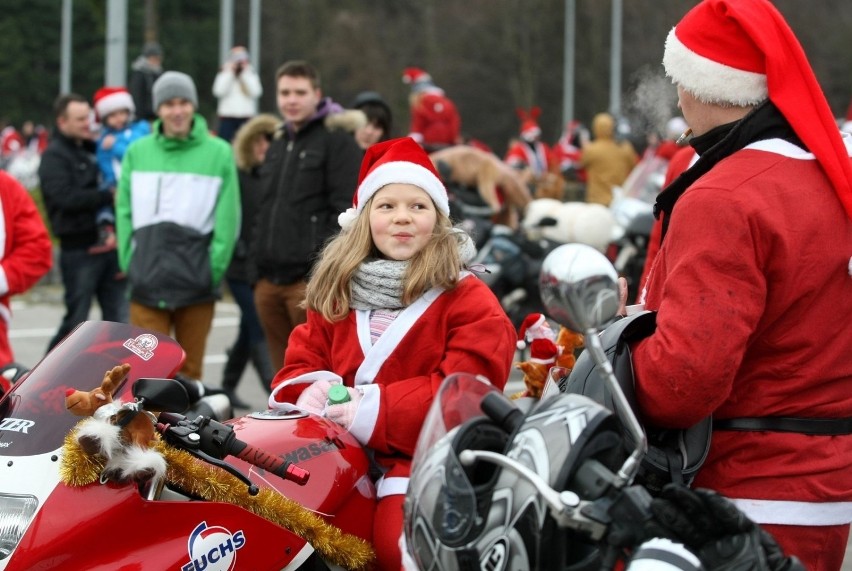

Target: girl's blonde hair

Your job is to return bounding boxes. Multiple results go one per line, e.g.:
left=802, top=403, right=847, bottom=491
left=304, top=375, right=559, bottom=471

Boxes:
left=305, top=195, right=463, bottom=321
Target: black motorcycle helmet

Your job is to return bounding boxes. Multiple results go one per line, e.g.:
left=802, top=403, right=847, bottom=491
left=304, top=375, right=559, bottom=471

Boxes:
left=405, top=385, right=627, bottom=571
left=561, top=310, right=712, bottom=493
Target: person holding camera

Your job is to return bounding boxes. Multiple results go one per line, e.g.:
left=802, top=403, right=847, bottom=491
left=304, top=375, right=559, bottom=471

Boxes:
left=212, top=46, right=263, bottom=143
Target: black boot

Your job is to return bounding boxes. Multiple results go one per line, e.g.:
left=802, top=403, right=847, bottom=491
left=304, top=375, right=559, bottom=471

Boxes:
left=221, top=342, right=251, bottom=408
left=250, top=342, right=275, bottom=395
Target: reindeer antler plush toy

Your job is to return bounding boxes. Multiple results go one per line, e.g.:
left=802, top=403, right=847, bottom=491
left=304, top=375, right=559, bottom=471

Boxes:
left=65, top=363, right=165, bottom=482
left=514, top=313, right=584, bottom=398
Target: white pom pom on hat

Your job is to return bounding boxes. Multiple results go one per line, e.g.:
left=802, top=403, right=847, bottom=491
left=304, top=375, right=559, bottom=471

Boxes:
left=338, top=137, right=449, bottom=230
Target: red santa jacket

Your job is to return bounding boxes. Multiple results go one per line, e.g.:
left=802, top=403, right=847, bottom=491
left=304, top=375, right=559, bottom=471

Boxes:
left=270, top=275, right=516, bottom=497
left=633, top=138, right=852, bottom=526
left=408, top=92, right=461, bottom=149
left=0, top=171, right=53, bottom=365
left=504, top=139, right=554, bottom=179
left=636, top=145, right=697, bottom=303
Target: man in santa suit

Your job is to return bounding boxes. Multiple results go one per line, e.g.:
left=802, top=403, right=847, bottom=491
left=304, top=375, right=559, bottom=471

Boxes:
left=0, top=170, right=53, bottom=392
left=402, top=67, right=462, bottom=152
left=631, top=1, right=852, bottom=569
left=504, top=107, right=555, bottom=187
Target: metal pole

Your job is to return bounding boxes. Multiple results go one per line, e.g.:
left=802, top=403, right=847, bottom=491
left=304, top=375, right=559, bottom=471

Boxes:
left=249, top=0, right=261, bottom=72
left=144, top=0, right=158, bottom=43
left=609, top=0, right=622, bottom=116
left=563, top=0, right=575, bottom=127
left=60, top=0, right=72, bottom=93
left=105, top=0, right=128, bottom=86
left=220, top=0, right=234, bottom=65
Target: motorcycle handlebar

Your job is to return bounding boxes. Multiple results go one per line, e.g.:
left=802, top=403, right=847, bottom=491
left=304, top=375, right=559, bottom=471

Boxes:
left=230, top=440, right=310, bottom=485
left=157, top=412, right=310, bottom=486
left=481, top=391, right=524, bottom=433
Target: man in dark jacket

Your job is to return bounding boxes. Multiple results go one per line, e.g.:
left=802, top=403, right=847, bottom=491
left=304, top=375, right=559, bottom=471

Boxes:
left=38, top=93, right=127, bottom=352
left=128, top=42, right=163, bottom=123
left=252, top=60, right=362, bottom=371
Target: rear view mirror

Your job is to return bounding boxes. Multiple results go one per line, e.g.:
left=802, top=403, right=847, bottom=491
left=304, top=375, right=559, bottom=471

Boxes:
left=132, top=378, right=190, bottom=413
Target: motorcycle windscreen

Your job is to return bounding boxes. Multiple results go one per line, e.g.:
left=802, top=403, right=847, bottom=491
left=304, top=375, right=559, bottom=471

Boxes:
left=0, top=321, right=185, bottom=456
left=411, top=373, right=502, bottom=472
left=408, top=373, right=502, bottom=543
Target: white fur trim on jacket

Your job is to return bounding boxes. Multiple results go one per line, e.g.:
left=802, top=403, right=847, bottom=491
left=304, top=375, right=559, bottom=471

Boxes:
left=268, top=371, right=343, bottom=410
left=376, top=475, right=409, bottom=498
left=732, top=498, right=852, bottom=526
left=663, top=28, right=767, bottom=106
left=348, top=383, right=380, bottom=445
left=356, top=161, right=448, bottom=216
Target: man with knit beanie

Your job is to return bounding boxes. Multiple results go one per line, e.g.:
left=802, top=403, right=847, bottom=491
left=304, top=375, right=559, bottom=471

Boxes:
left=629, top=1, right=852, bottom=569
left=115, top=71, right=240, bottom=384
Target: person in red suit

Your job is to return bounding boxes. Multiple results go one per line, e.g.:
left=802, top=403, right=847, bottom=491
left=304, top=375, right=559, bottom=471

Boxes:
left=268, top=138, right=516, bottom=570
left=504, top=106, right=556, bottom=189
left=402, top=67, right=462, bottom=152
left=631, top=1, right=852, bottom=569
left=0, top=170, right=53, bottom=388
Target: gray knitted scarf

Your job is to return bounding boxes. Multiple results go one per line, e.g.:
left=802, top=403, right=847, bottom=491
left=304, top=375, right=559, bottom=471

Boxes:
left=349, top=229, right=477, bottom=311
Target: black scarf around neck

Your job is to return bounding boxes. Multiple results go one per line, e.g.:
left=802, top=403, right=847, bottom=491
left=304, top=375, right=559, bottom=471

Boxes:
left=654, top=101, right=804, bottom=240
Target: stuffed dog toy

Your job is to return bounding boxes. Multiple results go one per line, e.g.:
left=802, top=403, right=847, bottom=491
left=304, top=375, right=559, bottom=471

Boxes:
left=65, top=363, right=165, bottom=482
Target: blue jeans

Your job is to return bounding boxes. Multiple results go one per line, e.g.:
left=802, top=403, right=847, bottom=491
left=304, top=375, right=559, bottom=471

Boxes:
left=47, top=248, right=128, bottom=351
left=222, top=278, right=273, bottom=391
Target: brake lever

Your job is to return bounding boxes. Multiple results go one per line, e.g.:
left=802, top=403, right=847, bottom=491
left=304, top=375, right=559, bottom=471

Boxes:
left=156, top=417, right=260, bottom=496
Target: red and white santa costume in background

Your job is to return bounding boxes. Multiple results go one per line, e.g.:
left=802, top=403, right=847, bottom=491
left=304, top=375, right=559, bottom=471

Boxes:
left=553, top=119, right=588, bottom=182
left=633, top=2, right=852, bottom=569
left=0, top=171, right=53, bottom=380
left=269, top=137, right=517, bottom=569
left=504, top=107, right=554, bottom=180
left=402, top=67, right=462, bottom=151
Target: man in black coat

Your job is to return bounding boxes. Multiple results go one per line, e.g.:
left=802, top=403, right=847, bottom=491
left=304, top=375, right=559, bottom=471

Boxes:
left=128, top=42, right=163, bottom=123
left=252, top=60, right=362, bottom=371
left=38, top=93, right=127, bottom=352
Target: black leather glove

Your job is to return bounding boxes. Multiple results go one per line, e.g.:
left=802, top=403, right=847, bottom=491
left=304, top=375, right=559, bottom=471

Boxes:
left=645, top=484, right=806, bottom=571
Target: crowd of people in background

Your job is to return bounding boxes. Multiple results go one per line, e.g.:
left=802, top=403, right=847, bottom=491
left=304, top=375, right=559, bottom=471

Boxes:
left=5, top=33, right=852, bottom=395
left=2, top=1, right=852, bottom=566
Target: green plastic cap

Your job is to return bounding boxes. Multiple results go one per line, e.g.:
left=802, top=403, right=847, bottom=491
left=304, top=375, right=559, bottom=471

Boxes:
left=327, top=384, right=351, bottom=405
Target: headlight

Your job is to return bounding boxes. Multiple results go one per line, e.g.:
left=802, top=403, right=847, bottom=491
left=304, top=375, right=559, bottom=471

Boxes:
left=0, top=494, right=38, bottom=560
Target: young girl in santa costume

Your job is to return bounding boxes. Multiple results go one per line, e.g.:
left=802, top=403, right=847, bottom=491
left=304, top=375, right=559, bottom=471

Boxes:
left=268, top=136, right=517, bottom=569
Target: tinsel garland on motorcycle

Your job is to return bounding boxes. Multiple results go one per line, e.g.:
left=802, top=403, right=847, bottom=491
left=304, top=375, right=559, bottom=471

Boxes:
left=59, top=423, right=375, bottom=571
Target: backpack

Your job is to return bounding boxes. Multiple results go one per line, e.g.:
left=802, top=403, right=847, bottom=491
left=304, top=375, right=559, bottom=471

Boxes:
left=561, top=310, right=711, bottom=492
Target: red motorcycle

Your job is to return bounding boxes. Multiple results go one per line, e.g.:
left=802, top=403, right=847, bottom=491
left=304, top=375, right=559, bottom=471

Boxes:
left=0, top=321, right=376, bottom=570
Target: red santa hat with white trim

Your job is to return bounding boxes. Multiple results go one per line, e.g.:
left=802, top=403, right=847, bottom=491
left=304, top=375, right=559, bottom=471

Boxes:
left=516, top=313, right=558, bottom=364
left=516, top=313, right=555, bottom=349
left=93, top=86, right=135, bottom=122
left=337, top=137, right=449, bottom=230
left=517, top=107, right=542, bottom=142
left=662, top=0, right=852, bottom=220
left=402, top=67, right=444, bottom=95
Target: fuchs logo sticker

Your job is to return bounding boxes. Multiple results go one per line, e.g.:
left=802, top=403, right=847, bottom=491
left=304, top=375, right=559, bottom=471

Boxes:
left=123, top=333, right=158, bottom=361
left=181, top=521, right=246, bottom=571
